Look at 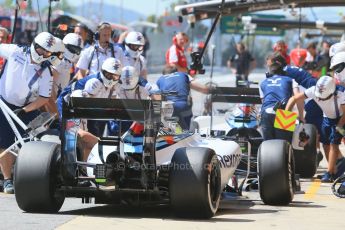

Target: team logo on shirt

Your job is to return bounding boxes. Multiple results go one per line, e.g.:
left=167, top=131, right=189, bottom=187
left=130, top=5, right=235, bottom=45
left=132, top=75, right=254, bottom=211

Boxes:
left=268, top=78, right=280, bottom=84
left=46, top=35, right=56, bottom=48
left=267, top=78, right=282, bottom=87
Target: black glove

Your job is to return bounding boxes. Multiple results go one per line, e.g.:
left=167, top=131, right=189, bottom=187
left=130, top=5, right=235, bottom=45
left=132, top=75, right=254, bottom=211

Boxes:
left=209, top=86, right=217, bottom=94
left=13, top=108, right=26, bottom=117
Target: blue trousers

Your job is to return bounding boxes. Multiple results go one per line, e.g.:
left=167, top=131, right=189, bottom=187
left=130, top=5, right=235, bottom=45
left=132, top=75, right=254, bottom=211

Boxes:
left=173, top=101, right=193, bottom=130
left=320, top=117, right=342, bottom=145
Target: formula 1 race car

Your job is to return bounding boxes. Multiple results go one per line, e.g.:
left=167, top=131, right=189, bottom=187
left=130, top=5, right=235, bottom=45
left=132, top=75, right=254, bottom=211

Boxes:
left=14, top=97, right=295, bottom=218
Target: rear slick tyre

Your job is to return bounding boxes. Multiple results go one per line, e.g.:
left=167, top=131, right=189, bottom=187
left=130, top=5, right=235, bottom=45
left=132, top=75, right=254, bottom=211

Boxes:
left=169, top=147, right=221, bottom=218
left=14, top=141, right=65, bottom=213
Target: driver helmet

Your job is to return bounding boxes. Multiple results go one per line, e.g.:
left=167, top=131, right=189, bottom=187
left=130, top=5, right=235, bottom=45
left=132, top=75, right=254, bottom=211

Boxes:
left=63, top=33, right=84, bottom=63
left=314, top=76, right=336, bottom=100
left=101, top=57, right=122, bottom=88
left=125, top=31, right=145, bottom=58
left=30, top=32, right=57, bottom=64
left=49, top=37, right=65, bottom=66
left=120, top=66, right=139, bottom=90
left=330, top=51, right=345, bottom=84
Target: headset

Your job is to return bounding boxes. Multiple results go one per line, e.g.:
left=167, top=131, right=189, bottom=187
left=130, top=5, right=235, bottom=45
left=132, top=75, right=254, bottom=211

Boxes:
left=94, top=22, right=114, bottom=41
left=172, top=32, right=189, bottom=46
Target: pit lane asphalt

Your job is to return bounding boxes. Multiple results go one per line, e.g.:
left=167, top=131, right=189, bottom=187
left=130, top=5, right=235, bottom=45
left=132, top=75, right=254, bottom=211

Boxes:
left=1, top=159, right=344, bottom=230
left=1, top=71, right=345, bottom=229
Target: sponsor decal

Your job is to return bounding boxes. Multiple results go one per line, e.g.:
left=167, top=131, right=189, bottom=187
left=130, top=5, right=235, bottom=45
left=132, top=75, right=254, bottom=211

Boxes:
left=217, top=153, right=241, bottom=168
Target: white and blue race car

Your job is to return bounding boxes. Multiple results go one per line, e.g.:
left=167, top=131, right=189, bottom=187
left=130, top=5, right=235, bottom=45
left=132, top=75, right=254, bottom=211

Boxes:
left=13, top=97, right=295, bottom=218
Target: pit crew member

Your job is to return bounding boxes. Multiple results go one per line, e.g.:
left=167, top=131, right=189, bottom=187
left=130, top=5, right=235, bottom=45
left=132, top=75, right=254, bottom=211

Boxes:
left=0, top=32, right=58, bottom=194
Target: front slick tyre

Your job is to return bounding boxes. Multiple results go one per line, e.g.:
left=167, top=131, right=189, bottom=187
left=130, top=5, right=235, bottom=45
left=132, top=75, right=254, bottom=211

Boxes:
left=14, top=141, right=64, bottom=213
left=169, top=147, right=221, bottom=218
left=258, top=140, right=294, bottom=205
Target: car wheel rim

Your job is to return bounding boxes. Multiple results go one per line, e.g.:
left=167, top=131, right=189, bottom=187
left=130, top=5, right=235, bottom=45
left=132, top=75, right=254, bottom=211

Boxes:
left=209, top=161, right=221, bottom=204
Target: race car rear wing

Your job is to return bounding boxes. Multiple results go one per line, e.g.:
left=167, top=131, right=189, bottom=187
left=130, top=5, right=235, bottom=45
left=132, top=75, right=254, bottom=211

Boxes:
left=212, top=87, right=261, bottom=104
left=62, top=97, right=161, bottom=121
left=61, top=98, right=162, bottom=185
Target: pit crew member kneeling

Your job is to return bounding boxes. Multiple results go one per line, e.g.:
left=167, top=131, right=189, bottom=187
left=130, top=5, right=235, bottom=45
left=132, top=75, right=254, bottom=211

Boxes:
left=57, top=57, right=122, bottom=162
left=107, top=65, right=155, bottom=136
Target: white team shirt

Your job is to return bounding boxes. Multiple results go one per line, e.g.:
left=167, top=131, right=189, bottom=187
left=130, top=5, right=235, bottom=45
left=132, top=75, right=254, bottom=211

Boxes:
left=292, top=80, right=313, bottom=104
left=115, top=85, right=149, bottom=99
left=76, top=41, right=123, bottom=75
left=53, top=58, right=73, bottom=93
left=119, top=52, right=147, bottom=77
left=0, top=44, right=53, bottom=106
left=304, top=86, right=345, bottom=119
left=83, top=77, right=114, bottom=98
